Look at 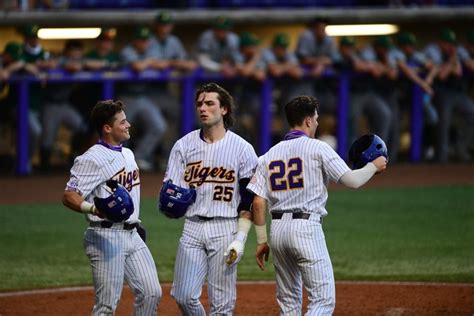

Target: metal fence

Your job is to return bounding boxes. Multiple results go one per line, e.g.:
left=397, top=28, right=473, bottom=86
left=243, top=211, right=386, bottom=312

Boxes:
left=7, top=68, right=424, bottom=175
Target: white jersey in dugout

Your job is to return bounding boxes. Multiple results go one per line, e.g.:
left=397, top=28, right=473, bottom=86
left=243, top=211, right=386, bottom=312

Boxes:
left=247, top=133, right=350, bottom=217
left=65, top=142, right=141, bottom=223
left=164, top=129, right=258, bottom=218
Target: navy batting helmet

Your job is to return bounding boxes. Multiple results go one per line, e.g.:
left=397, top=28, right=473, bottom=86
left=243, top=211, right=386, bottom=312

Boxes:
left=94, top=180, right=134, bottom=222
left=159, top=180, right=196, bottom=219
left=348, top=133, right=388, bottom=169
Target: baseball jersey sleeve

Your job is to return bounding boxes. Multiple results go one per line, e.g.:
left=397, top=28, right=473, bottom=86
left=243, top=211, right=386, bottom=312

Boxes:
left=318, top=142, right=351, bottom=183
left=246, top=157, right=268, bottom=200
left=164, top=140, right=186, bottom=186
left=239, top=143, right=258, bottom=179
left=66, top=155, right=104, bottom=198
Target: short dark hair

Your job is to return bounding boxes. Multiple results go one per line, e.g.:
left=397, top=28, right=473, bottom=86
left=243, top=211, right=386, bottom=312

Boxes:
left=90, top=100, right=126, bottom=137
left=285, top=96, right=320, bottom=127
left=195, top=82, right=234, bottom=128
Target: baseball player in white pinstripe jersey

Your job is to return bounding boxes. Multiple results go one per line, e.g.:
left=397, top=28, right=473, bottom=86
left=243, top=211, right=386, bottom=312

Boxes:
left=163, top=82, right=258, bottom=315
left=247, top=96, right=387, bottom=315
left=62, top=100, right=162, bottom=315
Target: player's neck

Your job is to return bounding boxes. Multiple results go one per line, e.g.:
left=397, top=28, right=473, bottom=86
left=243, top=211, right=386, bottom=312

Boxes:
left=101, top=136, right=121, bottom=147
left=290, top=127, right=310, bottom=138
left=201, top=124, right=226, bottom=143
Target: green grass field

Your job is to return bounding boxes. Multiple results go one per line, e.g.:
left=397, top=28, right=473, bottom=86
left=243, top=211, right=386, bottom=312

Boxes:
left=0, top=185, right=473, bottom=291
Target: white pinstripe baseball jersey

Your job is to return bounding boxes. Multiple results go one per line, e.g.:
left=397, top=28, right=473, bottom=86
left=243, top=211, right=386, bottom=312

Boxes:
left=164, top=129, right=258, bottom=218
left=65, top=142, right=141, bottom=223
left=65, top=140, right=161, bottom=315
left=247, top=134, right=350, bottom=217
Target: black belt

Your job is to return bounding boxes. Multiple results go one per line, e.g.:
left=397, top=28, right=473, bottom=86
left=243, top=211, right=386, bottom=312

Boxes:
left=90, top=221, right=139, bottom=230
left=271, top=213, right=312, bottom=220
left=197, top=215, right=214, bottom=221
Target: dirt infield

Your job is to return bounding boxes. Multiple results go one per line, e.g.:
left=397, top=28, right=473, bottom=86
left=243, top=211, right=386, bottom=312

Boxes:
left=1, top=282, right=474, bottom=315
left=0, top=163, right=473, bottom=315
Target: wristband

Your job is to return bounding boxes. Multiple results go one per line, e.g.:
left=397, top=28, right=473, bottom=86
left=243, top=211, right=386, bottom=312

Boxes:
left=80, top=201, right=96, bottom=214
left=238, top=217, right=252, bottom=235
left=255, top=224, right=268, bottom=244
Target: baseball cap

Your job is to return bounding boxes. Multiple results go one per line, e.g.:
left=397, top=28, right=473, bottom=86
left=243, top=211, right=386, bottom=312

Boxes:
left=239, top=32, right=259, bottom=47
left=213, top=16, right=233, bottom=30
left=439, top=28, right=456, bottom=43
left=4, top=42, right=23, bottom=60
left=22, top=24, right=39, bottom=38
left=397, top=31, right=417, bottom=46
left=272, top=33, right=290, bottom=48
left=340, top=36, right=355, bottom=47
left=373, top=35, right=393, bottom=49
left=155, top=12, right=174, bottom=24
left=134, top=26, right=151, bottom=40
left=98, top=28, right=117, bottom=41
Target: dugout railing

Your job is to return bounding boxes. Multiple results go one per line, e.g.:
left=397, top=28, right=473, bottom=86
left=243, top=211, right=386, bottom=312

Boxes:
left=7, top=69, right=424, bottom=175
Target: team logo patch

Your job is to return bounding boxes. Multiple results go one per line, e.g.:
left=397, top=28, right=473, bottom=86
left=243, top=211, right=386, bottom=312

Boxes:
left=250, top=175, right=257, bottom=184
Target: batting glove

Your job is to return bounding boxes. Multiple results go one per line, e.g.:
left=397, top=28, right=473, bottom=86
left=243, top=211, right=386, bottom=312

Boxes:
left=224, top=231, right=247, bottom=267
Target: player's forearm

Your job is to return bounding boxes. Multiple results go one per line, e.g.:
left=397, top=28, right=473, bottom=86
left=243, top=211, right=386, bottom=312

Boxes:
left=63, top=191, right=97, bottom=215
left=197, top=54, right=222, bottom=72
left=339, top=163, right=377, bottom=189
left=252, top=195, right=268, bottom=244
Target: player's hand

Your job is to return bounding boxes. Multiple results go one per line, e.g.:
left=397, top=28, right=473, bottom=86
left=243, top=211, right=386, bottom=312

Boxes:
left=256, top=242, right=270, bottom=271
left=224, top=239, right=244, bottom=267
left=372, top=156, right=388, bottom=174
left=225, top=231, right=247, bottom=266
left=91, top=205, right=106, bottom=219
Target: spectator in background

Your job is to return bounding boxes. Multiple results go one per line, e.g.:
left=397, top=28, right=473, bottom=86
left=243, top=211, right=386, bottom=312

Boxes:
left=149, top=12, right=197, bottom=157
left=360, top=35, right=400, bottom=162
left=394, top=31, right=439, bottom=160
left=21, top=24, right=56, bottom=71
left=460, top=30, right=474, bottom=72
left=118, top=26, right=167, bottom=171
left=150, top=12, right=197, bottom=72
left=333, top=36, right=392, bottom=144
left=295, top=17, right=339, bottom=115
left=20, top=25, right=57, bottom=172
left=233, top=32, right=265, bottom=147
left=40, top=39, right=87, bottom=170
left=261, top=32, right=303, bottom=108
left=73, top=28, right=121, bottom=150
left=0, top=42, right=34, bottom=171
left=423, top=28, right=474, bottom=162
left=259, top=32, right=304, bottom=142
left=196, top=16, right=240, bottom=77
left=84, top=28, right=120, bottom=71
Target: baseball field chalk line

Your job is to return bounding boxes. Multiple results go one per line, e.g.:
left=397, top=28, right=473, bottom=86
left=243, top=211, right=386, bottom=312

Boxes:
left=1, top=281, right=473, bottom=297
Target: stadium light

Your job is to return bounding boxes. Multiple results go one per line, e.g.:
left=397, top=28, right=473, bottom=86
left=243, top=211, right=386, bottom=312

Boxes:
left=326, top=24, right=399, bottom=36
left=37, top=28, right=102, bottom=39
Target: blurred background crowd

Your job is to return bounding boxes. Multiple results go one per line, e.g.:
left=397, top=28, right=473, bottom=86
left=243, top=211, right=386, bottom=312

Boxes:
left=1, top=1, right=474, bottom=174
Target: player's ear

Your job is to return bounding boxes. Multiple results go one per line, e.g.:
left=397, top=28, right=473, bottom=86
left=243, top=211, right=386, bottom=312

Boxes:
left=103, top=124, right=113, bottom=135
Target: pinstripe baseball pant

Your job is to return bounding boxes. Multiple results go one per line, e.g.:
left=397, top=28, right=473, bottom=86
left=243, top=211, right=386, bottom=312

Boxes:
left=270, top=213, right=335, bottom=316
left=84, top=226, right=162, bottom=315
left=171, top=217, right=238, bottom=316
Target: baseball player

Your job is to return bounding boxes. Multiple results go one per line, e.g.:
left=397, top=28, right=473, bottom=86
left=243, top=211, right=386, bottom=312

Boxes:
left=163, top=82, right=258, bottom=315
left=62, top=100, right=162, bottom=315
left=247, top=96, right=387, bottom=315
